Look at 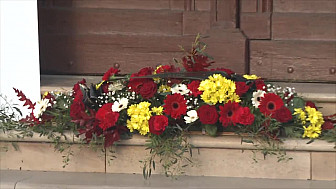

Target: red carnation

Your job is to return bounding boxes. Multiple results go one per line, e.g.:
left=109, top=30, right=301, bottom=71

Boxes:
left=197, top=105, right=219, bottom=125
left=188, top=80, right=202, bottom=97
left=102, top=67, right=120, bottom=81
left=235, top=82, right=250, bottom=97
left=149, top=115, right=169, bottom=135
left=128, top=67, right=154, bottom=93
left=255, top=79, right=266, bottom=91
left=163, top=94, right=187, bottom=119
left=306, top=101, right=317, bottom=110
left=219, top=101, right=241, bottom=127
left=259, top=93, right=284, bottom=117
left=234, top=107, right=255, bottom=126
left=95, top=103, right=119, bottom=131
left=139, top=80, right=157, bottom=99
left=274, top=106, right=293, bottom=123
left=70, top=92, right=85, bottom=120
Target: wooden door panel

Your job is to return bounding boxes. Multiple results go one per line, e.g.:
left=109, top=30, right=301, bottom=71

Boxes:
left=273, top=0, right=336, bottom=13
left=250, top=40, right=336, bottom=82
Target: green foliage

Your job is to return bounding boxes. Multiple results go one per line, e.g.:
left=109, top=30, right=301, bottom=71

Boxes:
left=142, top=130, right=193, bottom=179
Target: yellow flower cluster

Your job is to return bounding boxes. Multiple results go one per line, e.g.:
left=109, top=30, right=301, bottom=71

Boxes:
left=243, top=74, right=260, bottom=80
left=294, top=106, right=324, bottom=139
left=127, top=102, right=152, bottom=135
left=198, top=74, right=240, bottom=105
left=158, top=85, right=171, bottom=93
left=152, top=106, right=163, bottom=115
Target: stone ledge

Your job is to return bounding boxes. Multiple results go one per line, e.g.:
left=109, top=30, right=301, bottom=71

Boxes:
left=1, top=131, right=335, bottom=152
left=2, top=170, right=335, bottom=189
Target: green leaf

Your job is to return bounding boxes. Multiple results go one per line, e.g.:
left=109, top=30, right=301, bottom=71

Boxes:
left=205, top=124, right=217, bottom=136
left=292, top=97, right=305, bottom=109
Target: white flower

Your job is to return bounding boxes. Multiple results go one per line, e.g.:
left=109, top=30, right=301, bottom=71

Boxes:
left=108, top=81, right=125, bottom=92
left=171, top=84, right=190, bottom=95
left=33, top=98, right=51, bottom=118
left=112, top=98, right=129, bottom=112
left=251, top=90, right=266, bottom=108
left=184, top=110, right=198, bottom=124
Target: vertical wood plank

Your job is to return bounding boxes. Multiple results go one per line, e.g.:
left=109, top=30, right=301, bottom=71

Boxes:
left=217, top=0, right=237, bottom=28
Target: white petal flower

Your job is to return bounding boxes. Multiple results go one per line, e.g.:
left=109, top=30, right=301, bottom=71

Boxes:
left=33, top=98, right=51, bottom=118
left=184, top=110, right=198, bottom=124
left=171, top=84, right=190, bottom=95
left=112, top=97, right=129, bottom=112
left=251, top=90, right=266, bottom=108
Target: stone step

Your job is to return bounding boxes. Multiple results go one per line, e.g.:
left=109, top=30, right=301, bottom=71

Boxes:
left=40, top=75, right=336, bottom=115
left=1, top=170, right=336, bottom=189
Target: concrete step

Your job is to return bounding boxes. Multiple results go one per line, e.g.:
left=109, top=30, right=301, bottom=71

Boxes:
left=1, top=170, right=335, bottom=189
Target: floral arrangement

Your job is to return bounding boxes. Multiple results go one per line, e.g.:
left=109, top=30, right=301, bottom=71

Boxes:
left=1, top=36, right=335, bottom=178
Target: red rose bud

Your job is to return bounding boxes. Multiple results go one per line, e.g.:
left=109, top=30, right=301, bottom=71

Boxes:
left=149, top=115, right=169, bottom=135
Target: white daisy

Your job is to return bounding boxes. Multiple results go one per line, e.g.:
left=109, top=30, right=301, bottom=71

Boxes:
left=171, top=84, right=190, bottom=95
left=184, top=110, right=198, bottom=124
left=108, top=81, right=124, bottom=92
left=112, top=98, right=129, bottom=112
left=33, top=98, right=51, bottom=118
left=251, top=90, right=266, bottom=108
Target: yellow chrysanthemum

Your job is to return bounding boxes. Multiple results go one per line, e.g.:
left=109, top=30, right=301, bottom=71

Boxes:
left=158, top=85, right=171, bottom=93
left=293, top=108, right=306, bottom=125
left=153, top=65, right=163, bottom=83
left=243, top=74, right=260, bottom=80
left=305, top=106, right=324, bottom=126
left=198, top=74, right=240, bottom=105
left=127, top=101, right=152, bottom=135
left=152, top=106, right=163, bottom=115
left=302, top=125, right=322, bottom=139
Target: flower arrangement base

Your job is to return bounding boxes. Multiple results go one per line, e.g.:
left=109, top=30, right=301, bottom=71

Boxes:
left=1, top=133, right=335, bottom=181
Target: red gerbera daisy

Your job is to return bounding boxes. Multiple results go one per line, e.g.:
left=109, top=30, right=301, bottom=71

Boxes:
left=163, top=94, right=187, bottom=119
left=219, top=101, right=241, bottom=127
left=258, top=93, right=284, bottom=117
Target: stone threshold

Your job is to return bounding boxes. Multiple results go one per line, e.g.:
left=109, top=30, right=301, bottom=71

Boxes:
left=1, top=131, right=335, bottom=152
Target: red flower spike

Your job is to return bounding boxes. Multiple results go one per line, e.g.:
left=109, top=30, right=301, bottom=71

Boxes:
left=13, top=88, right=35, bottom=110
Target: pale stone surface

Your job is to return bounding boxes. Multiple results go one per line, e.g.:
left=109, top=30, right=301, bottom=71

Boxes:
left=0, top=142, right=105, bottom=172
left=312, top=152, right=336, bottom=181
left=185, top=148, right=311, bottom=179
left=2, top=170, right=336, bottom=189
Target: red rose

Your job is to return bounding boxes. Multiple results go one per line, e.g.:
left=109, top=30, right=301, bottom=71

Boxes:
left=149, top=115, right=169, bottom=135
left=197, top=105, right=219, bottom=125
left=102, top=67, right=119, bottom=81
left=255, top=79, right=266, bottom=91
left=306, top=101, right=318, bottom=110
left=322, top=121, right=334, bottom=130
left=139, top=80, right=157, bottom=99
left=70, top=92, right=85, bottom=120
left=95, top=103, right=119, bottom=131
left=274, top=106, right=293, bottom=123
left=234, top=107, right=255, bottom=125
left=235, top=82, right=250, bottom=96
left=188, top=80, right=202, bottom=97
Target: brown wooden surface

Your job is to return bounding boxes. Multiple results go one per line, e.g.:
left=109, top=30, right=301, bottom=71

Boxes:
left=39, top=8, right=183, bottom=36
left=240, top=13, right=271, bottom=39
left=40, top=31, right=247, bottom=74
left=183, top=11, right=211, bottom=35
left=272, top=13, right=336, bottom=40
left=250, top=40, right=336, bottom=82
left=241, top=0, right=258, bottom=13
left=216, top=0, right=237, bottom=28
left=273, top=0, right=336, bottom=13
